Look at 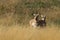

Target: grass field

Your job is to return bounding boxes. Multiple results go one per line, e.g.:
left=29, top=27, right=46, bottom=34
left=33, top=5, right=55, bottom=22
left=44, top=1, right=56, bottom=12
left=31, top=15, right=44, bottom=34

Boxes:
left=0, top=0, right=60, bottom=40
left=0, top=25, right=60, bottom=40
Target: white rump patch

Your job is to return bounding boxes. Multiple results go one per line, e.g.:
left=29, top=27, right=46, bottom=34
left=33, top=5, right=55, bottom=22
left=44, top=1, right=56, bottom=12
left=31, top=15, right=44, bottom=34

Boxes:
left=32, top=22, right=37, bottom=28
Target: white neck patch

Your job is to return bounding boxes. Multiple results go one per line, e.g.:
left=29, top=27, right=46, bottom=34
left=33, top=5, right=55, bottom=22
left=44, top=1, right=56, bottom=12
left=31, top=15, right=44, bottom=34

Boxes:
left=41, top=18, right=44, bottom=20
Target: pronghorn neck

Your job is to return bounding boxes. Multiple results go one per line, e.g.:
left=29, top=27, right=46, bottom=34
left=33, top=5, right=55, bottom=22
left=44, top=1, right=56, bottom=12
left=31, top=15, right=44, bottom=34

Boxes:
left=41, top=17, right=44, bottom=20
left=33, top=13, right=39, bottom=19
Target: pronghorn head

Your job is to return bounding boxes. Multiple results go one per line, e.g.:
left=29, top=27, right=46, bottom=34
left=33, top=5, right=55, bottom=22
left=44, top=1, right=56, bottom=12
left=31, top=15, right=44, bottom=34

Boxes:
left=33, top=13, right=39, bottom=20
left=40, top=14, right=46, bottom=21
left=33, top=13, right=39, bottom=17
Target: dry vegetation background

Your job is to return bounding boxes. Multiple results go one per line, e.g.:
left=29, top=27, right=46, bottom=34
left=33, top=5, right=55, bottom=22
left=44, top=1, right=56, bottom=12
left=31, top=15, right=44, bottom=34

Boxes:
left=0, top=0, right=60, bottom=40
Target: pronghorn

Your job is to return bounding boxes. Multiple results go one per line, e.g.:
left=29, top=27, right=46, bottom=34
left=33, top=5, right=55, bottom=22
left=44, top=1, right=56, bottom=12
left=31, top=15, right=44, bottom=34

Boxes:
left=29, top=14, right=46, bottom=28
left=29, top=13, right=39, bottom=28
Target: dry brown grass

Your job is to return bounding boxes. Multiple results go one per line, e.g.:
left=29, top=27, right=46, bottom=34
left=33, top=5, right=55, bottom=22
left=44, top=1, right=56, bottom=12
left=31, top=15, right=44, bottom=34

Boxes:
left=0, top=25, right=60, bottom=40
left=0, top=0, right=60, bottom=40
